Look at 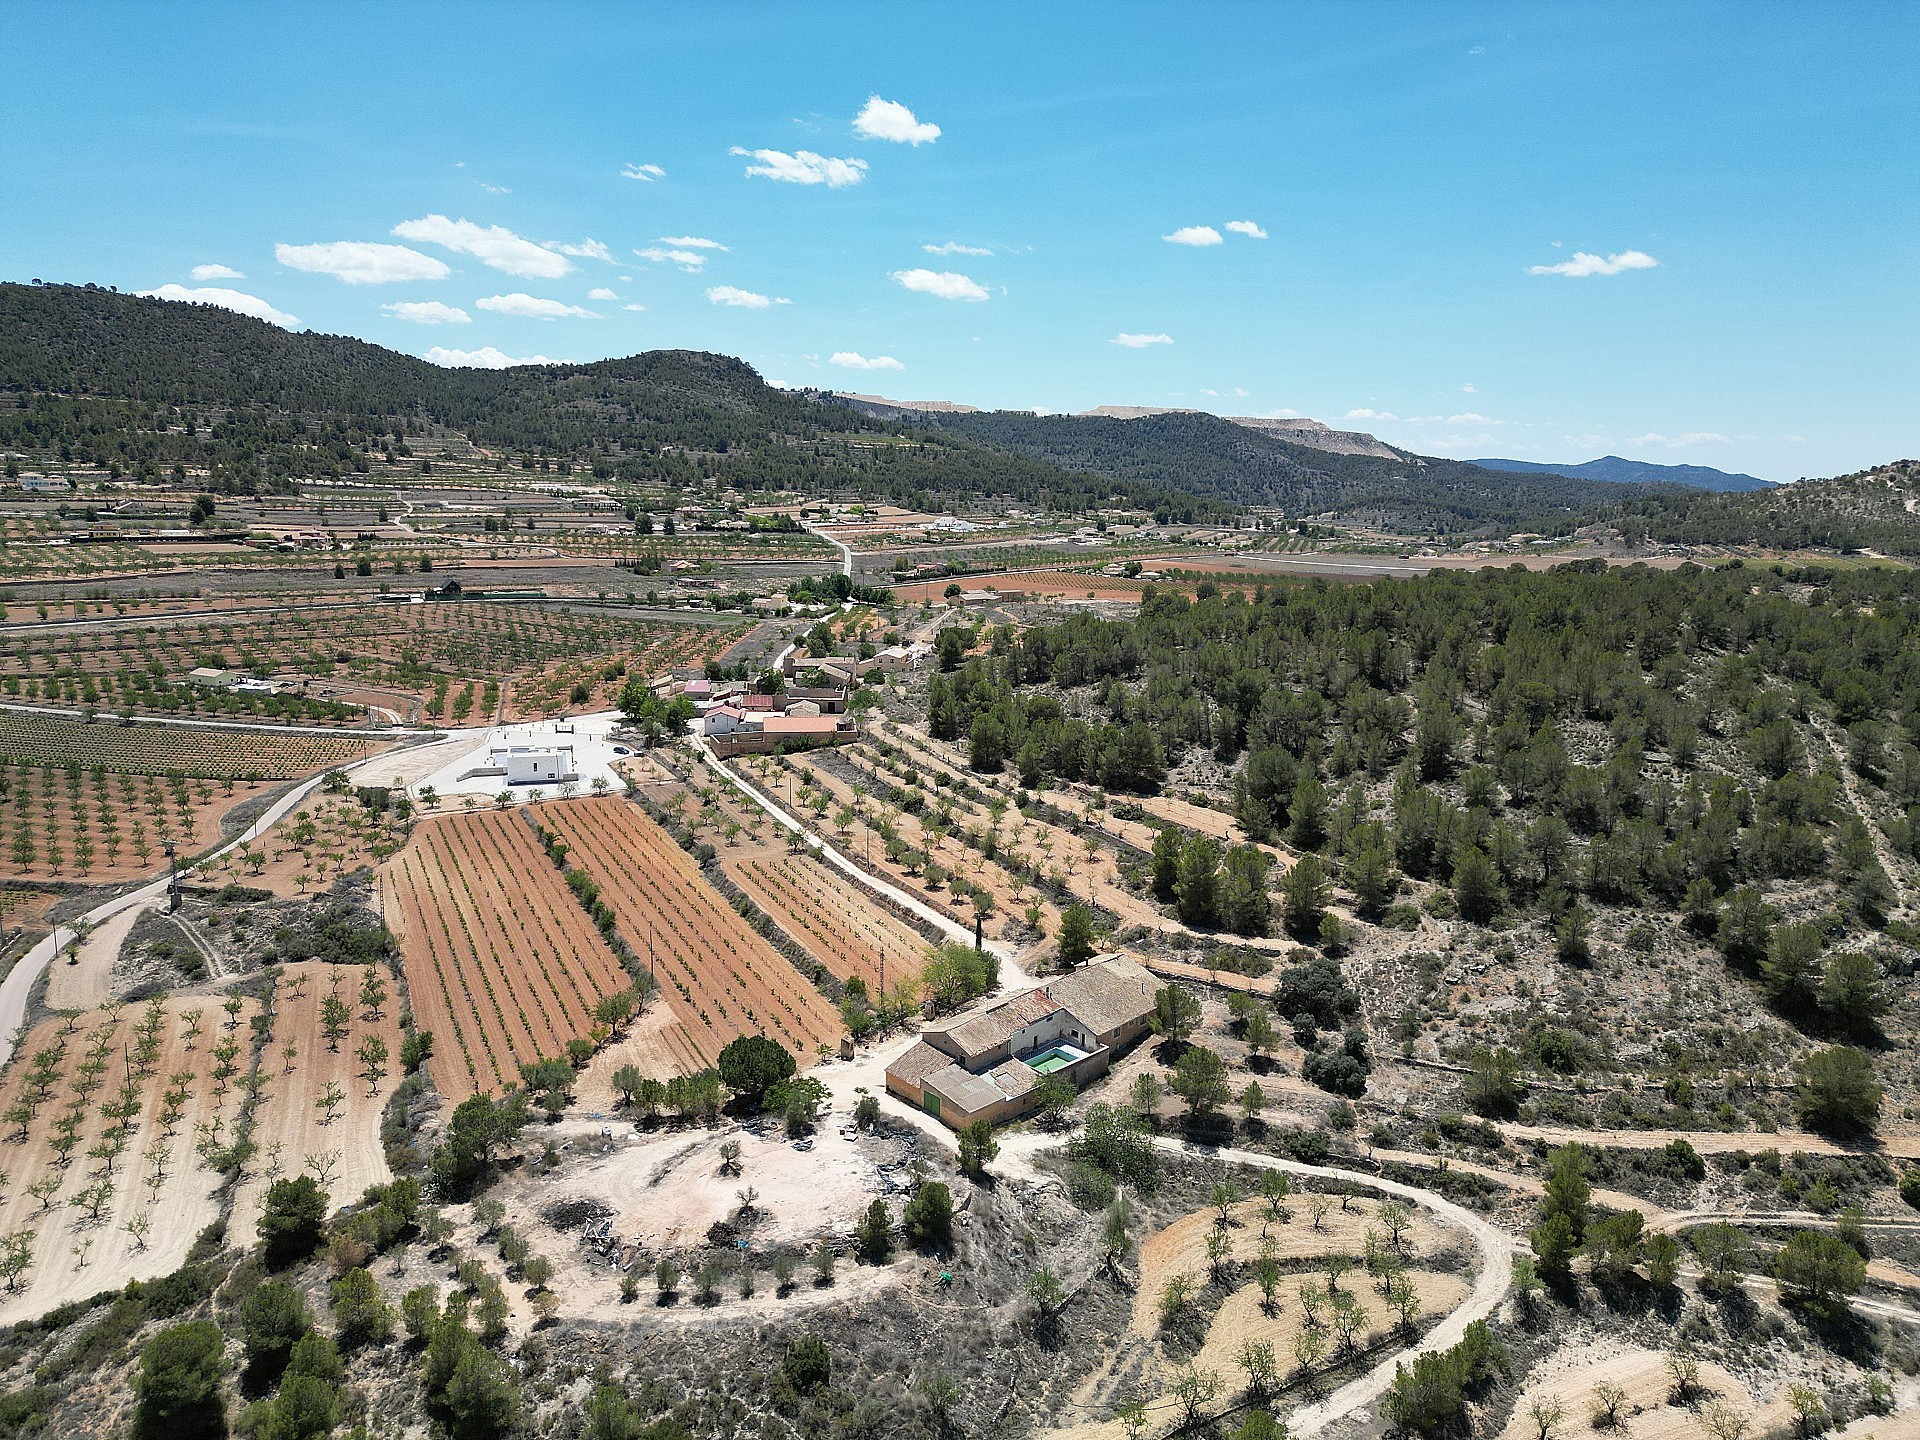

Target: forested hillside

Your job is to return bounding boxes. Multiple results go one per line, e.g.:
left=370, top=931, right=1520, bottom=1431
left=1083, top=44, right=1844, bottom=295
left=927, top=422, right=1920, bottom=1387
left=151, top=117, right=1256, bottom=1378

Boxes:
left=1616, top=460, right=1920, bottom=554
left=0, top=284, right=1228, bottom=519
left=902, top=407, right=1664, bottom=535
left=935, top=559, right=1919, bottom=1121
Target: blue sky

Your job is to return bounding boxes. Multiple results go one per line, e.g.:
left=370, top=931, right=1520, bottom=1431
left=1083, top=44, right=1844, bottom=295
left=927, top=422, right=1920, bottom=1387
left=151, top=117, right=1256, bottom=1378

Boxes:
left=3, top=2, right=1914, bottom=481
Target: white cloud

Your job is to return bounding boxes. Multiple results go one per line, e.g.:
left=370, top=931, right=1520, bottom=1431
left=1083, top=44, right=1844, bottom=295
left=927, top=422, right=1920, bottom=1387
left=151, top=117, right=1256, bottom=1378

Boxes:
left=853, top=95, right=941, bottom=145
left=136, top=284, right=299, bottom=328
left=275, top=241, right=449, bottom=285
left=545, top=238, right=613, bottom=263
left=659, top=235, right=727, bottom=251
left=476, top=181, right=510, bottom=195
left=1628, top=431, right=1730, bottom=449
left=1224, top=220, right=1268, bottom=239
left=423, top=346, right=561, bottom=369
left=706, top=285, right=787, bottom=308
left=924, top=241, right=992, bottom=257
left=1346, top=408, right=1397, bottom=422
left=190, top=263, right=243, bottom=281
left=382, top=300, right=471, bottom=324
left=1200, top=387, right=1250, bottom=398
left=1528, top=249, right=1659, bottom=278
left=829, top=351, right=905, bottom=371
left=1447, top=412, right=1501, bottom=425
left=475, top=293, right=598, bottom=319
left=622, top=303, right=647, bottom=312
left=636, top=246, right=711, bottom=272
left=1163, top=225, right=1223, bottom=247
left=890, top=268, right=988, bottom=301
left=730, top=147, right=868, bottom=187
left=1461, top=383, right=1478, bottom=393
left=1110, top=332, right=1174, bottom=348
left=588, top=287, right=618, bottom=301
left=393, top=214, right=572, bottom=279
left=621, top=162, right=665, bottom=181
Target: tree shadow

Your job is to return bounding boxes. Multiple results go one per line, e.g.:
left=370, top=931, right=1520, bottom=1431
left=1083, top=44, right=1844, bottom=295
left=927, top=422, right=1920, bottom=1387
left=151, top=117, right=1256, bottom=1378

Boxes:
left=1788, top=1297, right=1882, bottom=1366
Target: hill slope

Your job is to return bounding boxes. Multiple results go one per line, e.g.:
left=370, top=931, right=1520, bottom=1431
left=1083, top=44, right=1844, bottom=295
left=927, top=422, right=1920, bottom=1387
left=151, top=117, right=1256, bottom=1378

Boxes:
left=1475, top=454, right=1771, bottom=492
left=899, top=406, right=1666, bottom=536
left=0, top=283, right=1228, bottom=520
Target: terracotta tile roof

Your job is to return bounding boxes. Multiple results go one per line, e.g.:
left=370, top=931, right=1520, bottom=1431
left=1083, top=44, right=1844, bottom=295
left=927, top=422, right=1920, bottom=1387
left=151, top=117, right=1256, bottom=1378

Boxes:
left=1044, top=955, right=1157, bottom=1037
left=925, top=988, right=1059, bottom=1060
left=884, top=1041, right=952, bottom=1089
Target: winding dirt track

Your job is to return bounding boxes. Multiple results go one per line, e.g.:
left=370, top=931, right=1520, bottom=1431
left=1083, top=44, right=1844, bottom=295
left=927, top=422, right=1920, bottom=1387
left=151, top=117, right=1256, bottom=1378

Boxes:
left=989, top=1130, right=1515, bottom=1437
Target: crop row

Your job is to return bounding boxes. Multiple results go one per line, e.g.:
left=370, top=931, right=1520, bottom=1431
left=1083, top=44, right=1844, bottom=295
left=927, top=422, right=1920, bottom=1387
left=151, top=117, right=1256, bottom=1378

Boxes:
left=386, top=811, right=629, bottom=1101
left=731, top=854, right=925, bottom=995
left=0, top=713, right=382, bottom=779
left=535, top=798, right=841, bottom=1066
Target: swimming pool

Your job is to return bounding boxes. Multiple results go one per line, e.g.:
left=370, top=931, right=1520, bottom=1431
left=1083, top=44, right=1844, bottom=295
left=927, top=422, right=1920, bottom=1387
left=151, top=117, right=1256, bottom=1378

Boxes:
left=1026, top=1045, right=1087, bottom=1075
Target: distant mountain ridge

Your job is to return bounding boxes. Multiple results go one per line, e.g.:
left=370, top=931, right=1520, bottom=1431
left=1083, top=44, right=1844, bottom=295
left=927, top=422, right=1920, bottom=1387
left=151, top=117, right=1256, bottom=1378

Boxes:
left=1474, top=455, right=1772, bottom=492
left=835, top=393, right=1402, bottom=460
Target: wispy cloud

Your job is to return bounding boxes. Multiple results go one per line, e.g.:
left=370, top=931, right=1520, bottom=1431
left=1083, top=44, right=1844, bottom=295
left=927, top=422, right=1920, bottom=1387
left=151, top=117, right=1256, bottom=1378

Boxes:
left=423, top=346, right=561, bottom=369
left=731, top=147, right=867, bottom=187
left=890, top=268, right=988, bottom=301
left=636, top=246, right=712, bottom=272
left=393, top=215, right=572, bottom=279
left=1529, top=249, right=1658, bottom=277
left=137, top=284, right=299, bottom=328
left=622, top=303, right=647, bottom=312
left=190, top=263, right=244, bottom=281
left=1629, top=431, right=1729, bottom=448
left=275, top=241, right=449, bottom=285
left=1347, top=407, right=1397, bottom=421
left=475, top=293, right=598, bottom=319
left=829, top=351, right=905, bottom=371
left=1224, top=220, right=1268, bottom=239
left=545, top=238, right=613, bottom=263
left=706, top=285, right=787, bottom=308
left=587, top=287, right=618, bottom=301
left=853, top=95, right=941, bottom=145
left=1461, top=383, right=1478, bottom=393
left=1110, top=332, right=1173, bottom=348
left=659, top=235, right=727, bottom=251
left=621, top=162, right=665, bottom=182
left=924, top=241, right=992, bottom=257
left=476, top=181, right=510, bottom=196
left=382, top=300, right=471, bottom=324
left=1163, top=225, right=1223, bottom=247
left=1200, top=387, right=1250, bottom=398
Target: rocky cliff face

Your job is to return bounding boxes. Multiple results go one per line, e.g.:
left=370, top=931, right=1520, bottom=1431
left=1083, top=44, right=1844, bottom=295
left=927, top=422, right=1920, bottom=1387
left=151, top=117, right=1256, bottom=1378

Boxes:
left=1224, top=415, right=1402, bottom=459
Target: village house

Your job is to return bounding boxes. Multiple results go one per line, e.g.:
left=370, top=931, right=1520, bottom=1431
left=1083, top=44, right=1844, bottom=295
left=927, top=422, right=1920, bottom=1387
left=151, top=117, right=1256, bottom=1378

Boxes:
left=884, top=955, right=1156, bottom=1128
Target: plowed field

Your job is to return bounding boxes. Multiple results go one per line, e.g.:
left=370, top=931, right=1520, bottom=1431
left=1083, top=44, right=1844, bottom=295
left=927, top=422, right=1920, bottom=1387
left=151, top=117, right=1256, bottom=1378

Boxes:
left=0, top=995, right=260, bottom=1324
left=724, top=851, right=927, bottom=996
left=382, top=810, right=633, bottom=1101
left=228, top=960, right=405, bottom=1239
left=535, top=797, right=841, bottom=1072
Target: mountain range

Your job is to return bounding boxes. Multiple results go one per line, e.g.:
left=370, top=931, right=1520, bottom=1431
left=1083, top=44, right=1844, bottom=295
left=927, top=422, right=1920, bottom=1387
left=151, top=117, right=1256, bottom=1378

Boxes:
left=2, top=282, right=1914, bottom=551
left=1473, top=455, right=1773, bottom=492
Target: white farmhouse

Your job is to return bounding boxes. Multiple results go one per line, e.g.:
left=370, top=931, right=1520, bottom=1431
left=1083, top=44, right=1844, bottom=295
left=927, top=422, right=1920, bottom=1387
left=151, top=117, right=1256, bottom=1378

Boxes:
left=489, top=745, right=577, bottom=785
